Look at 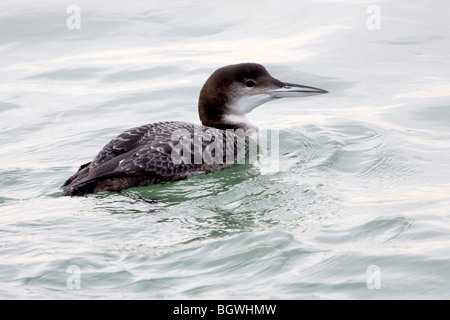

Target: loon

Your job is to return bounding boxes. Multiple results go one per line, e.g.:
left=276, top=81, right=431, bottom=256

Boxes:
left=62, top=63, right=327, bottom=196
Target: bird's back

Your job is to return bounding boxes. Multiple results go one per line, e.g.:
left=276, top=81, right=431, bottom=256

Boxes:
left=62, top=121, right=247, bottom=196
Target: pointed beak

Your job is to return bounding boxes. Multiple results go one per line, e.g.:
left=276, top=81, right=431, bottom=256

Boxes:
left=270, top=82, right=328, bottom=98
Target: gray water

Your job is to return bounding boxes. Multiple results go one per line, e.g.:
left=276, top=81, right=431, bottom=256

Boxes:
left=1, top=0, right=450, bottom=299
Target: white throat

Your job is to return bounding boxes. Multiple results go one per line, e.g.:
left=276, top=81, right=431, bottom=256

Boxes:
left=229, top=93, right=273, bottom=115
left=222, top=93, right=273, bottom=130
left=222, top=114, right=259, bottom=130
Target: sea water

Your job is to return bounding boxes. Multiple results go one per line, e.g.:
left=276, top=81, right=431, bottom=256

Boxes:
left=0, top=0, right=449, bottom=299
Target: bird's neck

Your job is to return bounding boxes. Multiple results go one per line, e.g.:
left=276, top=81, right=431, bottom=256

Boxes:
left=202, top=114, right=259, bottom=133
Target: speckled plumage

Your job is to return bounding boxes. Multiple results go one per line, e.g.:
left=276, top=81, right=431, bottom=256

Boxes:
left=62, top=121, right=246, bottom=196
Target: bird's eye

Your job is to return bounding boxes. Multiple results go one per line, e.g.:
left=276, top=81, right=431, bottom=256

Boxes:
left=245, top=80, right=256, bottom=88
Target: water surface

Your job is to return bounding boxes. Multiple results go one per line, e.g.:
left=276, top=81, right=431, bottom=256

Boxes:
left=1, top=0, right=450, bottom=299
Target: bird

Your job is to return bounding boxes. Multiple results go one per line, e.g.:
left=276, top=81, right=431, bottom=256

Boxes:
left=62, top=63, right=327, bottom=196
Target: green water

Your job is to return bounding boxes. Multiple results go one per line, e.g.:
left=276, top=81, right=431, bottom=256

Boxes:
left=1, top=0, right=450, bottom=299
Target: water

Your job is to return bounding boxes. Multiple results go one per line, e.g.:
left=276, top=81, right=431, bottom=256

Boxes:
left=1, top=0, right=450, bottom=299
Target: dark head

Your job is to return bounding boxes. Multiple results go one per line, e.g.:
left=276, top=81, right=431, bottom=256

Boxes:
left=198, top=63, right=328, bottom=130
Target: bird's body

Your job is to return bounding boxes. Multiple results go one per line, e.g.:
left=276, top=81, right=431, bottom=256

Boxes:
left=62, top=121, right=246, bottom=196
left=62, top=63, right=327, bottom=196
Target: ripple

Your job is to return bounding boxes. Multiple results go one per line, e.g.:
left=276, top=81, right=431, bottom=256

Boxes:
left=278, top=121, right=416, bottom=186
left=23, top=67, right=106, bottom=81
left=313, top=216, right=415, bottom=249
left=414, top=105, right=450, bottom=126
